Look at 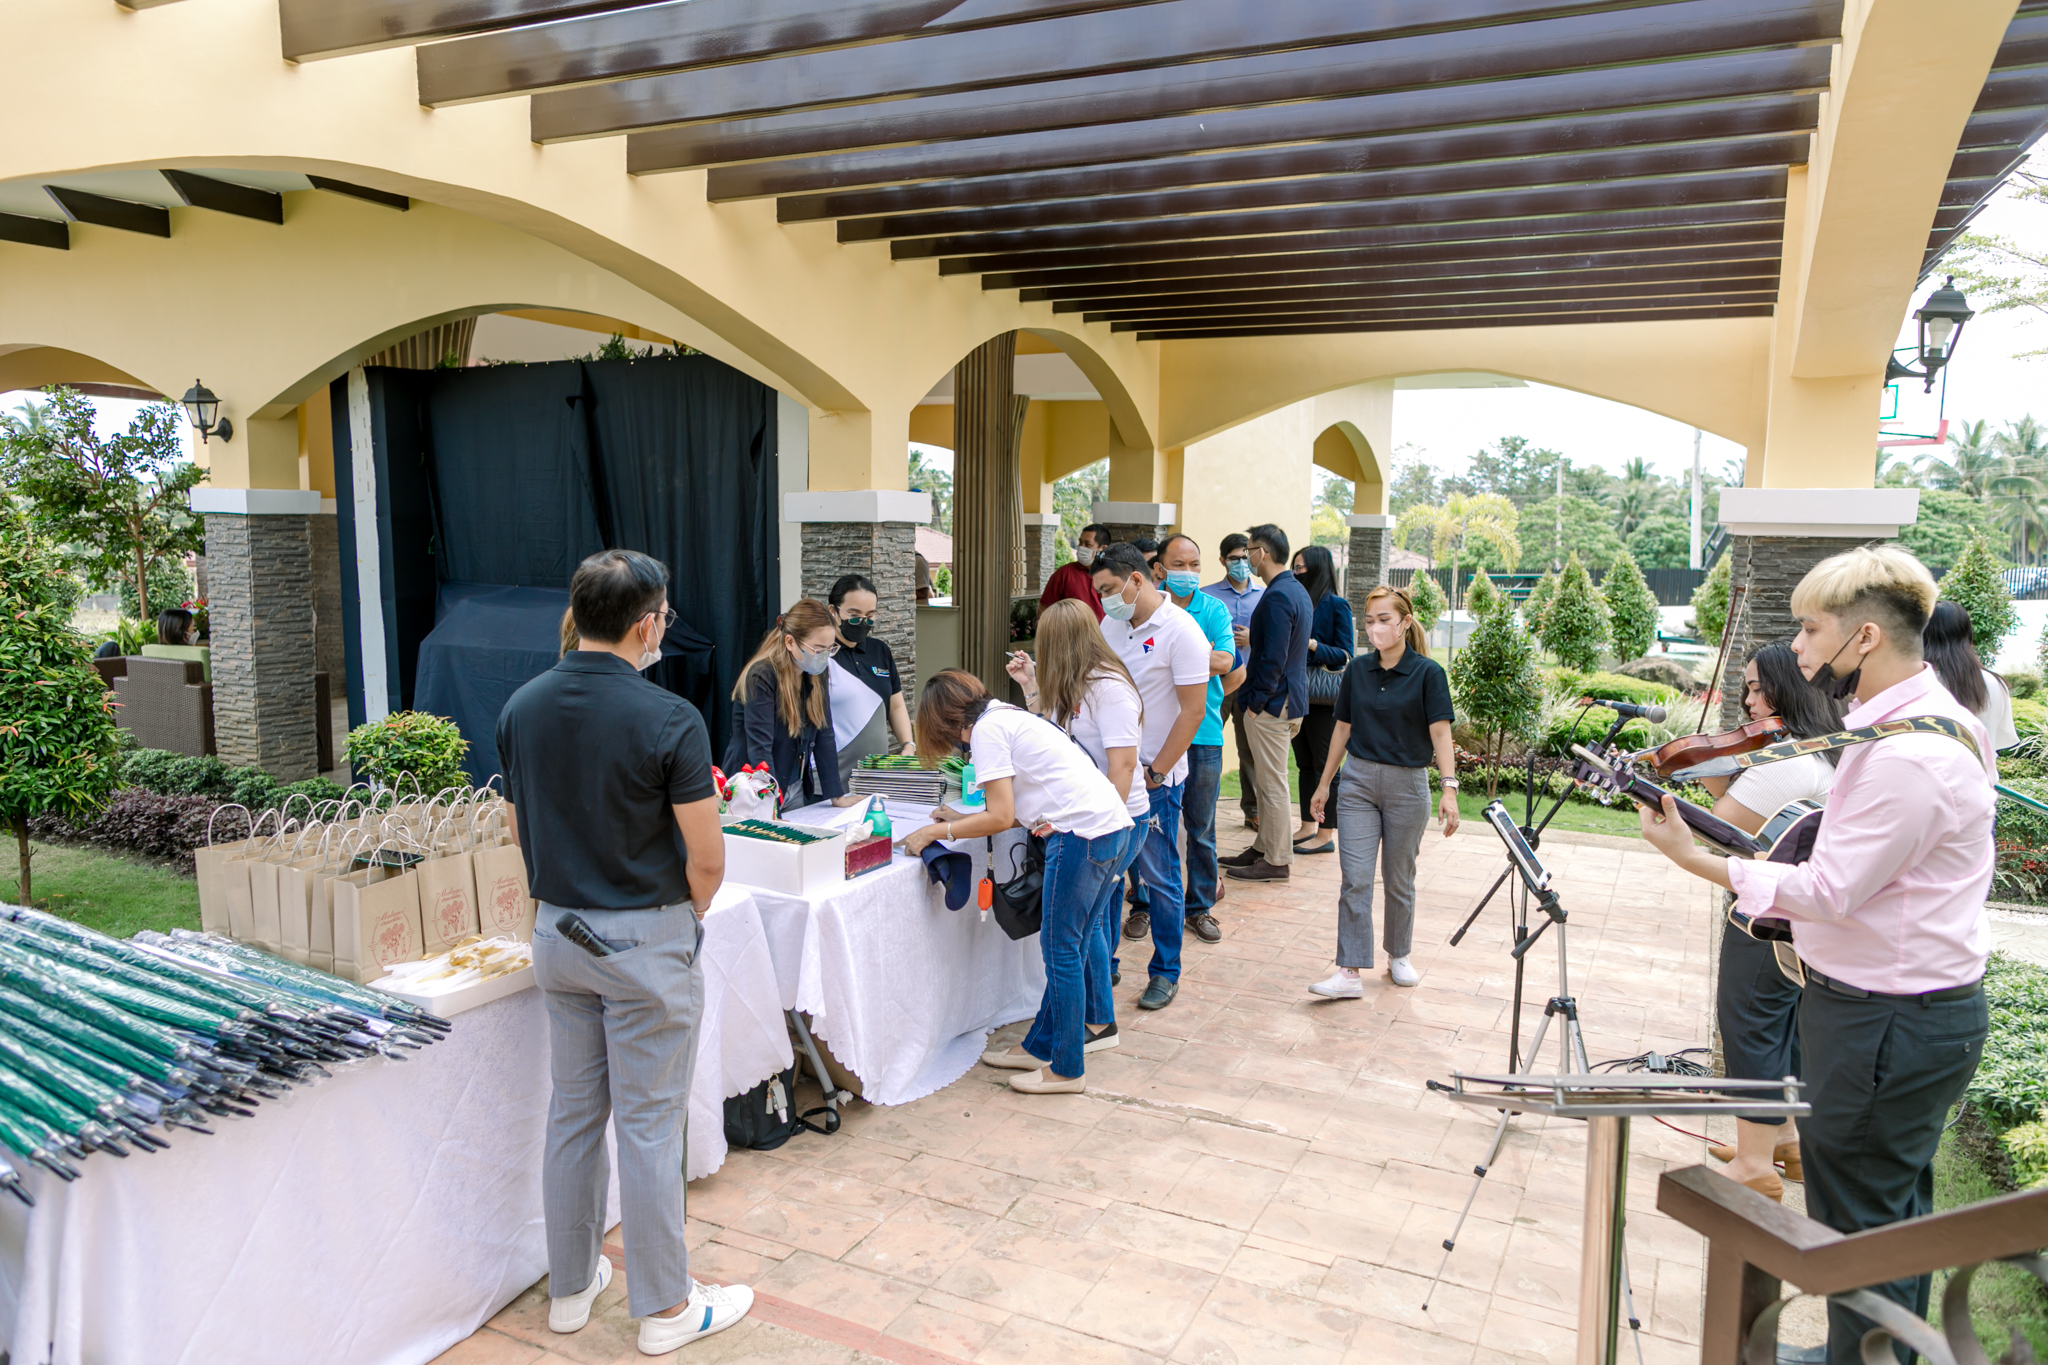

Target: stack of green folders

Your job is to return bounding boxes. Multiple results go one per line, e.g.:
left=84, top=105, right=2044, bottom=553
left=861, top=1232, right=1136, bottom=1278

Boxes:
left=726, top=819, right=825, bottom=845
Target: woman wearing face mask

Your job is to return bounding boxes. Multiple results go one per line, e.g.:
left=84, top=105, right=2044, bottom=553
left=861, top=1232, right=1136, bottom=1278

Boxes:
left=826, top=574, right=915, bottom=788
left=905, top=669, right=1136, bottom=1095
left=1304, top=585, right=1459, bottom=994
left=1695, top=640, right=1841, bottom=1200
left=1289, top=546, right=1354, bottom=855
left=726, top=600, right=861, bottom=811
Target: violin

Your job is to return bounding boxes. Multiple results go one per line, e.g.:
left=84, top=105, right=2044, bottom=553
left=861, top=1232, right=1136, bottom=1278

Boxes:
left=1567, top=744, right=1767, bottom=858
left=1630, top=716, right=1785, bottom=779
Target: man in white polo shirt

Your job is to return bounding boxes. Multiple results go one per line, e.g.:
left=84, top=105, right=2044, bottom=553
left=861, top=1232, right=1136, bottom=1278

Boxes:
left=1091, top=541, right=1212, bottom=1012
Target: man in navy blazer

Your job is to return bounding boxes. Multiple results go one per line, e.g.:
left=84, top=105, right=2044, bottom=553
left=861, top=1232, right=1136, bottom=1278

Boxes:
left=1223, top=524, right=1312, bottom=881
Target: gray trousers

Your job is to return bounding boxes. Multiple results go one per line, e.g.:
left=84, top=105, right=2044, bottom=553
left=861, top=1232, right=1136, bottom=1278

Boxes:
left=1332, top=760, right=1430, bottom=968
left=534, top=900, right=705, bottom=1318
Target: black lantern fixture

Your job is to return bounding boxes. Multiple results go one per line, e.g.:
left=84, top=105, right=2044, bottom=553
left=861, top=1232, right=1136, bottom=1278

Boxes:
left=1886, top=277, right=1975, bottom=393
left=179, top=380, right=233, bottom=444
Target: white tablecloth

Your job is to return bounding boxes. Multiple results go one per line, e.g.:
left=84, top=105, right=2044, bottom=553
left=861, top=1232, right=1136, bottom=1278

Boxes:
left=0, top=885, right=789, bottom=1365
left=744, top=848, right=1047, bottom=1106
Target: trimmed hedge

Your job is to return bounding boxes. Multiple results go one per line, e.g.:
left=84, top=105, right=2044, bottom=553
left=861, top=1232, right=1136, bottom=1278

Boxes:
left=1969, top=954, right=2048, bottom=1134
left=29, top=789, right=217, bottom=867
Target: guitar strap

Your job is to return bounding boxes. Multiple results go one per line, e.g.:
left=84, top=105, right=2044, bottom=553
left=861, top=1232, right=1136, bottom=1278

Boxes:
left=1673, top=715, right=1982, bottom=780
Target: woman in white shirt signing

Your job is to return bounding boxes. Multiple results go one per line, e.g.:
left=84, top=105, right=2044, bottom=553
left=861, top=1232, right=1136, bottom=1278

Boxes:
left=1699, top=640, right=1841, bottom=1199
left=905, top=669, right=1136, bottom=1096
left=1006, top=599, right=1150, bottom=1031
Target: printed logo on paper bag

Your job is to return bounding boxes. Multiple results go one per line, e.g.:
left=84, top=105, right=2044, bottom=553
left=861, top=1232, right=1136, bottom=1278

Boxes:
left=485, top=876, right=525, bottom=933
left=433, top=886, right=470, bottom=941
left=372, top=907, right=415, bottom=971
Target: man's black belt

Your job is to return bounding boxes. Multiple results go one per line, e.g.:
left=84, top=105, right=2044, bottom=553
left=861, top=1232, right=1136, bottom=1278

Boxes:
left=1806, top=969, right=1983, bottom=1004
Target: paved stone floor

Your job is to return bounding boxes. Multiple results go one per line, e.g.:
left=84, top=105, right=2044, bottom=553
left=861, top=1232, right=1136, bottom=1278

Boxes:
left=437, top=812, right=1725, bottom=1365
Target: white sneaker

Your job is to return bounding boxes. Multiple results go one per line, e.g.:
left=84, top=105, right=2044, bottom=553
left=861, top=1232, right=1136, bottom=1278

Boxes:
left=1309, top=969, right=1363, bottom=999
left=548, top=1254, right=611, bottom=1333
left=638, top=1279, right=755, bottom=1354
left=1387, top=956, right=1420, bottom=987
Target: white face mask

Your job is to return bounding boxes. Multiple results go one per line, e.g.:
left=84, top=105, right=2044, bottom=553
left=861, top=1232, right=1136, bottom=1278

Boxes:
left=636, top=616, right=662, bottom=671
left=1075, top=545, right=1096, bottom=567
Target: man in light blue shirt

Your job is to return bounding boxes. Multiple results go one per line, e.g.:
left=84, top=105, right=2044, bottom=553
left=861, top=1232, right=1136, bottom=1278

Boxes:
left=1202, top=533, right=1265, bottom=832
left=1161, top=534, right=1242, bottom=943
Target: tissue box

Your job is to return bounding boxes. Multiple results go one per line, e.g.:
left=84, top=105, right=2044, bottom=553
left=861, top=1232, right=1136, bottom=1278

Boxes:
left=845, top=832, right=893, bottom=879
left=722, top=822, right=848, bottom=895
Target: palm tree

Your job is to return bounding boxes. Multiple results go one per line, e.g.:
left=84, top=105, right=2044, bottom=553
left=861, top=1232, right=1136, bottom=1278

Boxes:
left=1919, top=420, right=2006, bottom=496
left=1608, top=457, right=1676, bottom=539
left=1989, top=416, right=2048, bottom=563
left=1, top=398, right=52, bottom=438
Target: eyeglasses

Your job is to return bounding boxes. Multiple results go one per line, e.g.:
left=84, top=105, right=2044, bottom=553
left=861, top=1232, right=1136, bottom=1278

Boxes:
left=642, top=607, right=677, bottom=629
left=1224, top=554, right=1250, bottom=564
left=840, top=614, right=875, bottom=627
left=800, top=641, right=841, bottom=658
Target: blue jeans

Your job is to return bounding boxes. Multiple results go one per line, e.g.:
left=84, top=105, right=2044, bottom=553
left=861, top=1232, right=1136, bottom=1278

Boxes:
left=1181, top=744, right=1222, bottom=915
left=1129, top=781, right=1186, bottom=983
left=1021, top=825, right=1138, bottom=1079
left=1093, top=818, right=1146, bottom=1005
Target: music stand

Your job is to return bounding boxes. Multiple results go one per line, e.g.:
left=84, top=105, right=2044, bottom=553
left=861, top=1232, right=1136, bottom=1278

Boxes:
left=1440, top=1074, right=1808, bottom=1365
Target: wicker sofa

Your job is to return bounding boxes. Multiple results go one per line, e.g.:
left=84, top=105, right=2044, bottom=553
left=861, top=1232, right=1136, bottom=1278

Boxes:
left=94, top=656, right=333, bottom=770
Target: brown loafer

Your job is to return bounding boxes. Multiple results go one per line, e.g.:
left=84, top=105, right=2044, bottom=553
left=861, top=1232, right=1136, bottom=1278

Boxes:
left=1226, top=858, right=1290, bottom=882
left=1708, top=1138, right=1802, bottom=1181
left=1740, top=1170, right=1784, bottom=1202
left=1123, top=911, right=1150, bottom=941
left=1186, top=913, right=1222, bottom=943
left=1217, top=848, right=1261, bottom=869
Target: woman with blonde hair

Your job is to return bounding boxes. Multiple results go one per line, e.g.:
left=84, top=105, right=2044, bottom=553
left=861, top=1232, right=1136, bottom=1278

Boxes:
left=1305, top=584, right=1459, bottom=995
left=726, top=600, right=859, bottom=811
left=1003, top=599, right=1149, bottom=1048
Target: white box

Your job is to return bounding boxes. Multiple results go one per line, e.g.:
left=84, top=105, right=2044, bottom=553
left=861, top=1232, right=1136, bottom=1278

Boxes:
left=368, top=964, right=534, bottom=1019
left=722, top=822, right=849, bottom=896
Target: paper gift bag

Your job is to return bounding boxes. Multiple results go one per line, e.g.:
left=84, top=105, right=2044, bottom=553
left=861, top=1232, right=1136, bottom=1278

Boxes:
left=247, top=859, right=284, bottom=954
left=472, top=841, right=536, bottom=942
left=331, top=865, right=423, bottom=984
left=195, top=837, right=256, bottom=936
left=221, top=854, right=260, bottom=945
left=275, top=857, right=327, bottom=966
left=416, top=850, right=480, bottom=954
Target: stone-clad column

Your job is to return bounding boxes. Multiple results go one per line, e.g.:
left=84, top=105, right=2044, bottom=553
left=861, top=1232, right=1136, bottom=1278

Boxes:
left=1345, top=513, right=1391, bottom=622
left=789, top=490, right=931, bottom=703
left=309, top=504, right=346, bottom=685
left=1091, top=501, right=1176, bottom=547
left=1021, top=512, right=1060, bottom=595
left=194, top=488, right=325, bottom=781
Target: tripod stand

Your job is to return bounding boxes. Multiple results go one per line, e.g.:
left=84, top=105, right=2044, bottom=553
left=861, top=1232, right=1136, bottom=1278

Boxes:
left=1422, top=804, right=1645, bottom=1362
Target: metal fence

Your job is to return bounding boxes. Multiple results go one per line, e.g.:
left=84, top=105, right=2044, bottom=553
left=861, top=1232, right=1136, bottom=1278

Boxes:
left=1388, top=566, right=1706, bottom=607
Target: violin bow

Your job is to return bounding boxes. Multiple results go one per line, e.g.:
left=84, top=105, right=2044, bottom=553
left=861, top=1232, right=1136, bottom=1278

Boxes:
left=1699, top=573, right=1749, bottom=735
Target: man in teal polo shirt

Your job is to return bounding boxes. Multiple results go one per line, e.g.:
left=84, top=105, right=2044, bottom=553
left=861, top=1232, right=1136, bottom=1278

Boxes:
left=1157, top=534, right=1242, bottom=943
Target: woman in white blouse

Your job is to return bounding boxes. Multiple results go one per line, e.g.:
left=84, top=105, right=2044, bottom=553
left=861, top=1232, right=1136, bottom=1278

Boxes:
left=905, top=669, right=1136, bottom=1096
left=1698, top=641, right=1841, bottom=1200
left=1923, top=601, right=2019, bottom=751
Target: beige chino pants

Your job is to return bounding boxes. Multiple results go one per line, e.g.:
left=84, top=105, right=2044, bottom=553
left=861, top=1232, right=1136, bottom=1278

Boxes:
left=1241, top=708, right=1302, bottom=864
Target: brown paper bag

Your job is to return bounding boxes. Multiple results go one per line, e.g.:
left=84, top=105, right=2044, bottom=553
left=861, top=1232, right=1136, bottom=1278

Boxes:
left=472, top=841, right=536, bottom=942
left=276, top=857, right=327, bottom=966
left=247, top=859, right=284, bottom=953
left=331, top=866, right=423, bottom=984
left=416, top=850, right=480, bottom=955
left=194, top=837, right=256, bottom=935
left=221, top=855, right=259, bottom=945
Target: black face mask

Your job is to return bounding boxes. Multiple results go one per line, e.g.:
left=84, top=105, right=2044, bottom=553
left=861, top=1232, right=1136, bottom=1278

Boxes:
left=1808, top=634, right=1864, bottom=701
left=839, top=620, right=872, bottom=647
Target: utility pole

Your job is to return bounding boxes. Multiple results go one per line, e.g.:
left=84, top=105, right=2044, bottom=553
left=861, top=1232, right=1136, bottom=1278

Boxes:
left=1689, top=427, right=1703, bottom=570
left=1553, top=456, right=1564, bottom=571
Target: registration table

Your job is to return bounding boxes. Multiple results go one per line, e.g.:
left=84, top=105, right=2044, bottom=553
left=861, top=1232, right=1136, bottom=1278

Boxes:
left=0, top=884, right=791, bottom=1365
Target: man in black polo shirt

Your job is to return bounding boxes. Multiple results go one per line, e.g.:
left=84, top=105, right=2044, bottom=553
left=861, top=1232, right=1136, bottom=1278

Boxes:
left=497, top=549, right=752, bottom=1354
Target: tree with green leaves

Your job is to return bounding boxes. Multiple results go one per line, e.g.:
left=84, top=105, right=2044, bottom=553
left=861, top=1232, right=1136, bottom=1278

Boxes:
left=1539, top=552, right=1610, bottom=672
left=1524, top=568, right=1558, bottom=633
left=908, top=448, right=954, bottom=537
left=0, top=386, right=205, bottom=622
left=1051, top=458, right=1109, bottom=565
left=1517, top=494, right=1624, bottom=572
left=1463, top=568, right=1501, bottom=620
left=1626, top=514, right=1692, bottom=569
left=1692, top=555, right=1732, bottom=644
left=1450, top=598, right=1540, bottom=796
left=1940, top=533, right=2018, bottom=663
left=1406, top=571, right=1446, bottom=641
left=1943, top=167, right=2048, bottom=359
left=1901, top=488, right=2001, bottom=569
left=0, top=508, right=124, bottom=904
left=1601, top=548, right=1660, bottom=661
left=1395, top=492, right=1521, bottom=575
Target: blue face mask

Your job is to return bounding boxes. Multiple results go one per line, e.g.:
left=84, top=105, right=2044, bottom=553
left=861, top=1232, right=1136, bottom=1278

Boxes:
left=1226, top=559, right=1250, bottom=584
left=1164, top=571, right=1200, bottom=598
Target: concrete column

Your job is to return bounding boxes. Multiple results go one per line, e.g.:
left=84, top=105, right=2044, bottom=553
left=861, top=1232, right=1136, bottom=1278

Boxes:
left=1021, top=512, right=1060, bottom=595
left=953, top=333, right=1022, bottom=695
left=1712, top=488, right=1921, bottom=727
left=193, top=488, right=325, bottom=781
left=788, top=489, right=931, bottom=703
left=1345, top=514, right=1391, bottom=622
left=1092, top=501, right=1176, bottom=546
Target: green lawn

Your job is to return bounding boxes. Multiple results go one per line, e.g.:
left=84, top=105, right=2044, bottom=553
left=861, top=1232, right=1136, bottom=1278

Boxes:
left=1933, top=1113, right=2048, bottom=1360
left=1223, top=755, right=1646, bottom=840
left=19, top=841, right=202, bottom=939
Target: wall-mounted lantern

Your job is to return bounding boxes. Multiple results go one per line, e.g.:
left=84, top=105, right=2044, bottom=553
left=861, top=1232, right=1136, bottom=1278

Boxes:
left=179, top=380, right=233, bottom=444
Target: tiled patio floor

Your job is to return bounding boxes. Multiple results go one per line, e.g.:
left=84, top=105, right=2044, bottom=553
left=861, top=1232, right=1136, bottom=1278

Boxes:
left=439, top=812, right=1725, bottom=1365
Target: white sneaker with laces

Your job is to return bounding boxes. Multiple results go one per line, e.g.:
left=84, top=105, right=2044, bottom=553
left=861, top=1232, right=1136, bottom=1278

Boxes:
left=548, top=1254, right=611, bottom=1333
left=637, top=1279, right=755, bottom=1355
left=1387, top=956, right=1420, bottom=987
left=1308, top=968, right=1363, bottom=999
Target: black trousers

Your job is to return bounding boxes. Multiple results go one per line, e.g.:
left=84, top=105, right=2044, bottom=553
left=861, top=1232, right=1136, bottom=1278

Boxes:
left=1292, top=706, right=1338, bottom=826
left=1716, top=916, right=1802, bottom=1126
left=1798, top=976, right=1988, bottom=1365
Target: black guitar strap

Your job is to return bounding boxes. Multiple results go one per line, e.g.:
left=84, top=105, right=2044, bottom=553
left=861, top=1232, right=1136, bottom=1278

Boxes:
left=1673, top=715, right=1982, bottom=780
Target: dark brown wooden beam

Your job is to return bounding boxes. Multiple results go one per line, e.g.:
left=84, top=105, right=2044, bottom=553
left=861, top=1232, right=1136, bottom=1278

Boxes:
left=1048, top=260, right=1781, bottom=312
left=893, top=169, right=1787, bottom=260
left=308, top=176, right=411, bottom=211
left=776, top=97, right=1819, bottom=221
left=990, top=226, right=1788, bottom=291
left=688, top=46, right=1833, bottom=195
left=1959, top=105, right=2048, bottom=150
left=0, top=214, right=68, bottom=250
left=636, top=0, right=1835, bottom=166
left=841, top=137, right=1807, bottom=243
left=1947, top=146, right=2032, bottom=182
left=542, top=0, right=1724, bottom=139
left=160, top=171, right=284, bottom=225
left=1087, top=281, right=1780, bottom=325
left=418, top=0, right=1129, bottom=106
left=1134, top=303, right=1777, bottom=340
left=280, top=0, right=655, bottom=62
left=1975, top=65, right=2048, bottom=113
left=1990, top=12, right=2048, bottom=69
left=44, top=187, right=169, bottom=238
left=954, top=209, right=1787, bottom=279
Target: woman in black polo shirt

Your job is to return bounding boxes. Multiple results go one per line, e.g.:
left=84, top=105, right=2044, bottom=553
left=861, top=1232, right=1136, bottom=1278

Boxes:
left=825, top=574, right=915, bottom=787
left=1305, top=585, right=1459, bottom=995
left=727, top=599, right=853, bottom=811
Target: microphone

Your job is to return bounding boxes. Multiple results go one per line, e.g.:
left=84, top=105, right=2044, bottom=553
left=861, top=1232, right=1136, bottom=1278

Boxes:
left=555, top=913, right=619, bottom=958
left=1582, top=697, right=1667, bottom=723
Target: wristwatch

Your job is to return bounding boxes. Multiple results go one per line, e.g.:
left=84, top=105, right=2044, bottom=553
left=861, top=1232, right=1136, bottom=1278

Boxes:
left=1440, top=780, right=1460, bottom=790
left=1145, top=766, right=1164, bottom=786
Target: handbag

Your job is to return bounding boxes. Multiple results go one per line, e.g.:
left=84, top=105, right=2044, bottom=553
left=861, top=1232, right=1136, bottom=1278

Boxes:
left=1307, top=664, right=1345, bottom=706
left=722, top=1065, right=839, bottom=1152
left=986, top=833, right=1045, bottom=941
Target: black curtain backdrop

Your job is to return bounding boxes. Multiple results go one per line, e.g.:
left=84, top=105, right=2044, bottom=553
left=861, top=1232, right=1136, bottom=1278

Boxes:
left=337, top=353, right=778, bottom=759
